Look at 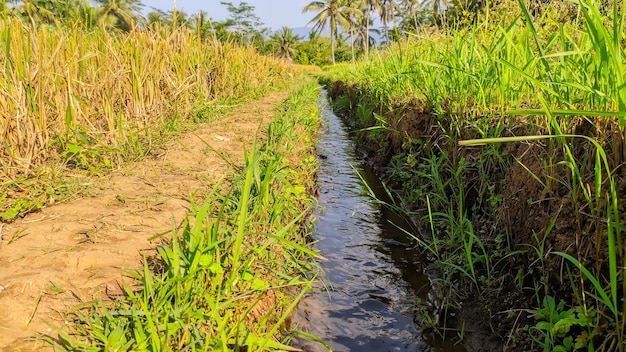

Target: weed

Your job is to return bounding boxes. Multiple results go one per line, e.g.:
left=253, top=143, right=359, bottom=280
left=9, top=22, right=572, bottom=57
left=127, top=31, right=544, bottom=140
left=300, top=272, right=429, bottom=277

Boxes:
left=529, top=295, right=596, bottom=352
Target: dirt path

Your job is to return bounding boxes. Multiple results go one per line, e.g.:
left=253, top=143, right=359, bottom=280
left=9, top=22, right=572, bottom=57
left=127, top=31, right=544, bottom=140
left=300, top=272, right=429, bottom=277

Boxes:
left=0, top=91, right=288, bottom=351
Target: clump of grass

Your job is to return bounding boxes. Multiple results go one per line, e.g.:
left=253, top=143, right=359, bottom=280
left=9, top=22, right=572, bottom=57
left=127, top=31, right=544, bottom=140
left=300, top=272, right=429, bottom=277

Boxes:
left=50, top=80, right=322, bottom=351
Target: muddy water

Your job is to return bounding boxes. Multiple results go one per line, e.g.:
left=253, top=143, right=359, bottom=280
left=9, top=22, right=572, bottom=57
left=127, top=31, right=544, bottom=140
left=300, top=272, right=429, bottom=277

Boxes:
left=290, top=92, right=466, bottom=352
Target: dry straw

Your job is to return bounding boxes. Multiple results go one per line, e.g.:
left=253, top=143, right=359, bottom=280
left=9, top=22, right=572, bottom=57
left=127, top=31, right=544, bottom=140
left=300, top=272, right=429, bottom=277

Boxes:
left=0, top=18, right=297, bottom=178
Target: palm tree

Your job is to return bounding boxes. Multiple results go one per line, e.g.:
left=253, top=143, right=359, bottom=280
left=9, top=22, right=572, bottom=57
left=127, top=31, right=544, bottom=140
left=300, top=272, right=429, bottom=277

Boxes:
left=95, top=0, right=144, bottom=31
left=17, top=0, right=58, bottom=26
left=76, top=2, right=98, bottom=29
left=50, top=0, right=96, bottom=27
left=379, top=0, right=399, bottom=42
left=269, top=27, right=302, bottom=61
left=423, top=0, right=450, bottom=25
left=303, top=0, right=362, bottom=64
left=355, top=9, right=378, bottom=56
left=400, top=0, right=422, bottom=30
left=359, top=0, right=380, bottom=56
left=146, top=8, right=188, bottom=29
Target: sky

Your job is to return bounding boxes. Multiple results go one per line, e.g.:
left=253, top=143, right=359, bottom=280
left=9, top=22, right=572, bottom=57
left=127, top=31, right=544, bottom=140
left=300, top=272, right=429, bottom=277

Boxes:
left=143, top=0, right=314, bottom=30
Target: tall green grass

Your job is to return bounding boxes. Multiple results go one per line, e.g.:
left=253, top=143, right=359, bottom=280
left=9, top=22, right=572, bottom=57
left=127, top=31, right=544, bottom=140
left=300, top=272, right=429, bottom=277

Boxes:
left=320, top=0, right=625, bottom=349
left=50, top=81, right=322, bottom=351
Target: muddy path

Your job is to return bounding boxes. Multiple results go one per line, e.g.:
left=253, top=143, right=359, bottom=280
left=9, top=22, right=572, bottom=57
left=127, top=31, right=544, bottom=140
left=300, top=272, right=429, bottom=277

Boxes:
left=0, top=91, right=288, bottom=351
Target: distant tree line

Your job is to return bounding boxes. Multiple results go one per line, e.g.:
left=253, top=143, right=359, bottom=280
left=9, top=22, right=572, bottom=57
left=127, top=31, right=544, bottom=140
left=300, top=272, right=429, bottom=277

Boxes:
left=0, top=0, right=586, bottom=65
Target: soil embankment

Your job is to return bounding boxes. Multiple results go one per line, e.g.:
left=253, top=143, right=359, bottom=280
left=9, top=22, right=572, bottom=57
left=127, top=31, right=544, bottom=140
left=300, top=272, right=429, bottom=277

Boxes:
left=0, top=92, right=287, bottom=351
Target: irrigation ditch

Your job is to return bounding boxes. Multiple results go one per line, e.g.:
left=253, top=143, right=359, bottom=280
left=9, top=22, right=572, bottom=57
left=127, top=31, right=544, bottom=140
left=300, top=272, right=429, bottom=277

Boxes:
left=290, top=90, right=468, bottom=351
left=314, top=71, right=626, bottom=352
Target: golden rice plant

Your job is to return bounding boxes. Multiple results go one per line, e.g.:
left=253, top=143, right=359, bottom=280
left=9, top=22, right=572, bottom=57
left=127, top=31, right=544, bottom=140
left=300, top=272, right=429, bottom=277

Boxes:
left=0, top=17, right=298, bottom=178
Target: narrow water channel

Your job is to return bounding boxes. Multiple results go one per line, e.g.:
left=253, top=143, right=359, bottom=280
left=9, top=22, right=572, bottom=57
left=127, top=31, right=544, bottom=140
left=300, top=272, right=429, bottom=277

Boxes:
left=290, top=91, right=466, bottom=352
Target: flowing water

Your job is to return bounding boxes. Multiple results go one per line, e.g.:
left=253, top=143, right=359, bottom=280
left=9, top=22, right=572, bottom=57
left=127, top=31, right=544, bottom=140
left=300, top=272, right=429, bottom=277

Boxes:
left=290, top=91, right=466, bottom=352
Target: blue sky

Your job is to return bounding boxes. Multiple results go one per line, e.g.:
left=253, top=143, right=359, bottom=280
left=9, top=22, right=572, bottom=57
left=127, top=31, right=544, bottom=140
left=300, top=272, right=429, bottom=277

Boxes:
left=143, top=0, right=314, bottom=30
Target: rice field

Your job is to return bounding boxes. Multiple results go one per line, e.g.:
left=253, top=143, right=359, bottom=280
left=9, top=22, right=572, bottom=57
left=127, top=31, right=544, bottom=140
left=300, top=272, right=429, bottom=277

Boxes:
left=0, top=17, right=300, bottom=221
left=3, top=0, right=626, bottom=350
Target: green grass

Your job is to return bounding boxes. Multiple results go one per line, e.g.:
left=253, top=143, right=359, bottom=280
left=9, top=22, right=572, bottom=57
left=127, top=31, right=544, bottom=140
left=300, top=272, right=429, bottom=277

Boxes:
left=49, top=80, right=323, bottom=351
left=319, top=0, right=625, bottom=349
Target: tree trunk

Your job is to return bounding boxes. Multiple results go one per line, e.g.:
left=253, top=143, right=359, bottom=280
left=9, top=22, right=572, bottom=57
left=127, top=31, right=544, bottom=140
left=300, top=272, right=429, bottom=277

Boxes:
left=331, top=37, right=336, bottom=64
left=365, top=11, right=370, bottom=57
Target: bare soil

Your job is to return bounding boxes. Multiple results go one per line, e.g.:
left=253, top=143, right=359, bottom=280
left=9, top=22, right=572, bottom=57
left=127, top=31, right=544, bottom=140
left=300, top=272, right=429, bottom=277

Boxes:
left=0, top=91, right=288, bottom=351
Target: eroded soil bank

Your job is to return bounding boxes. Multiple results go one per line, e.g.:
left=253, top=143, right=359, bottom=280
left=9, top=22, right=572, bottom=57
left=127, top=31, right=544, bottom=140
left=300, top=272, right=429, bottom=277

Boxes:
left=321, top=78, right=626, bottom=351
left=0, top=92, right=287, bottom=351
